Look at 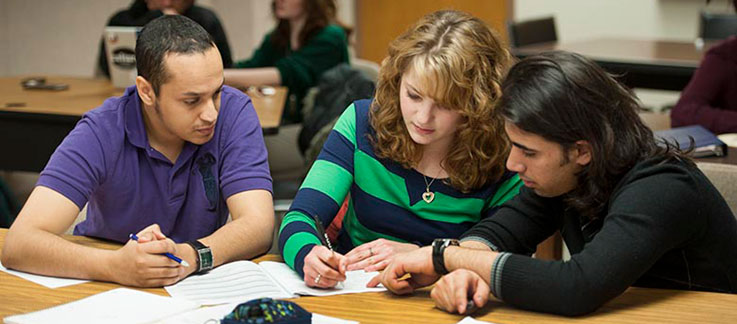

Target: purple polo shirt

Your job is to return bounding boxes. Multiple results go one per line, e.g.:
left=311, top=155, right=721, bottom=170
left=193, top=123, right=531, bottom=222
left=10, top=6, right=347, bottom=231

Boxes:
left=38, top=85, right=272, bottom=243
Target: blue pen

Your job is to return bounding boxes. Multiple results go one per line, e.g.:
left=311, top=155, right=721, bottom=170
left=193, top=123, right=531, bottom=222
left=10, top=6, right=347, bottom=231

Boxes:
left=129, top=233, right=190, bottom=267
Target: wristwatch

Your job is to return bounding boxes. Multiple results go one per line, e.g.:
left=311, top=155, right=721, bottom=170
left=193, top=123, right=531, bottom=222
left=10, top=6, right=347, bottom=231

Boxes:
left=432, top=238, right=460, bottom=275
left=186, top=240, right=213, bottom=273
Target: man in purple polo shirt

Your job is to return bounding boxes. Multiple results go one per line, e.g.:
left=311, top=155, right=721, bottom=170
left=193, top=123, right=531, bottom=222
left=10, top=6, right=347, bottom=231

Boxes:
left=2, top=16, right=274, bottom=287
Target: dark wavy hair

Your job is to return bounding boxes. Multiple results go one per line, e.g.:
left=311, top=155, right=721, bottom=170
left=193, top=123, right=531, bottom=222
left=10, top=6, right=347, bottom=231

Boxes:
left=499, top=51, right=691, bottom=219
left=270, top=0, right=351, bottom=50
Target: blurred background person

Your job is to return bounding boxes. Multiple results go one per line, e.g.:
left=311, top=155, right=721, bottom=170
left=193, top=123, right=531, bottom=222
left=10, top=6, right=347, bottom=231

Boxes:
left=225, top=0, right=351, bottom=124
left=98, top=0, right=233, bottom=77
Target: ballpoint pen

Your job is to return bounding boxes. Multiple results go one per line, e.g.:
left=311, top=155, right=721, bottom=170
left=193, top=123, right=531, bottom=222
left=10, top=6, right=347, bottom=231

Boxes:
left=312, top=214, right=333, bottom=253
left=128, top=233, right=190, bottom=267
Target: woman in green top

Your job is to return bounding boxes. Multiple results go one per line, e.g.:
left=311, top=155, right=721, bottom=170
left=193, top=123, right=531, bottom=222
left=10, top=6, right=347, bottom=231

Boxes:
left=224, top=0, right=351, bottom=123
left=278, top=10, right=522, bottom=288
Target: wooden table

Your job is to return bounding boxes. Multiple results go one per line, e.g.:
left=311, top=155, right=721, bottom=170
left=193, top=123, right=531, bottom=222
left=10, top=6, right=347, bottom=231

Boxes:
left=0, top=76, right=286, bottom=172
left=696, top=147, right=737, bottom=165
left=512, top=38, right=712, bottom=91
left=2, top=229, right=736, bottom=323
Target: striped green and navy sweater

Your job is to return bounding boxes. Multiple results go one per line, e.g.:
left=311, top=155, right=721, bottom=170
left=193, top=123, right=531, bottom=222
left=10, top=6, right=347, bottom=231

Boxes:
left=278, top=99, right=522, bottom=276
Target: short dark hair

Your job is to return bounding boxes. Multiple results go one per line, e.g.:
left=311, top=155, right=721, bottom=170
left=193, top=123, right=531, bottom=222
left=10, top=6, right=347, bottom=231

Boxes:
left=499, top=51, right=690, bottom=219
left=135, top=15, right=215, bottom=94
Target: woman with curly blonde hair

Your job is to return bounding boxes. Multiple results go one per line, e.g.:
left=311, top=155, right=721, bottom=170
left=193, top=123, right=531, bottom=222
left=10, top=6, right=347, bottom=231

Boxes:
left=278, top=10, right=522, bottom=288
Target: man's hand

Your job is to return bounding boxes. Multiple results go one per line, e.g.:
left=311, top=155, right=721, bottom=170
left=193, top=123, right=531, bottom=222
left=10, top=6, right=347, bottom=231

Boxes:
left=366, top=246, right=439, bottom=295
left=303, top=245, right=347, bottom=288
left=134, top=224, right=166, bottom=243
left=343, top=238, right=420, bottom=272
left=431, top=269, right=490, bottom=314
left=108, top=224, right=187, bottom=287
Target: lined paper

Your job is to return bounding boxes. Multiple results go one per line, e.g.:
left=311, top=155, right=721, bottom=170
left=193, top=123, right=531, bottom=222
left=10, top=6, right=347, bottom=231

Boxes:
left=165, top=261, right=385, bottom=305
left=165, top=261, right=293, bottom=305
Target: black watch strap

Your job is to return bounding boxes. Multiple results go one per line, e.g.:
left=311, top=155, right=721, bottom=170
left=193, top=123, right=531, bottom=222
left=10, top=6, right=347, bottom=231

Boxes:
left=432, top=239, right=459, bottom=275
left=186, top=240, right=213, bottom=273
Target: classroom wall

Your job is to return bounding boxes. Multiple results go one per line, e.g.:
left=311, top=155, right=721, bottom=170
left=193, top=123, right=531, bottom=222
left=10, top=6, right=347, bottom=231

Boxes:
left=0, top=0, right=355, bottom=78
left=0, top=0, right=131, bottom=77
left=0, top=1, right=9, bottom=77
left=513, top=0, right=735, bottom=42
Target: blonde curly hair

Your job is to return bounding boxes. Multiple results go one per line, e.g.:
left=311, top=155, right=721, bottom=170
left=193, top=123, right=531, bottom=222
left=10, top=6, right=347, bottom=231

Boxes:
left=369, top=10, right=512, bottom=192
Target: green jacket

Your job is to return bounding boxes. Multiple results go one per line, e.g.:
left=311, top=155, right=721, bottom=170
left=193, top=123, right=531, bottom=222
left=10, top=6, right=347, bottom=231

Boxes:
left=234, top=24, right=350, bottom=123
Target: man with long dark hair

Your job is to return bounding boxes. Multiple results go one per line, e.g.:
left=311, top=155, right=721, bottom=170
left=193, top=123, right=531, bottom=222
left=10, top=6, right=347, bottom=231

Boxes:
left=371, top=51, right=737, bottom=316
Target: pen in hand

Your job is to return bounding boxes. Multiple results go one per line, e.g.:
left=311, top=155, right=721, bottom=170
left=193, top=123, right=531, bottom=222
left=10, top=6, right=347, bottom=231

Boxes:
left=312, top=215, right=333, bottom=253
left=128, top=233, right=189, bottom=268
left=313, top=215, right=345, bottom=287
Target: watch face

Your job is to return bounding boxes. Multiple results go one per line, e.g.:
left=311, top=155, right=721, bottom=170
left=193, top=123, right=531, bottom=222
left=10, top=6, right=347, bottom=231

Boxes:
left=199, top=247, right=213, bottom=270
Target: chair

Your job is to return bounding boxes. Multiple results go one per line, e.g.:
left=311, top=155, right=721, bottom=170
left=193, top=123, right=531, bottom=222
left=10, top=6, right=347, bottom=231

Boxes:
left=697, top=162, right=737, bottom=217
left=507, top=16, right=557, bottom=48
left=350, top=58, right=380, bottom=82
left=699, top=11, right=737, bottom=41
left=639, top=111, right=672, bottom=131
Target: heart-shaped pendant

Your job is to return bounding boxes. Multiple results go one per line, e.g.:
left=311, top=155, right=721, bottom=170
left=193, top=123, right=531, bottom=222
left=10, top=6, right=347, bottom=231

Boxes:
left=422, top=191, right=434, bottom=203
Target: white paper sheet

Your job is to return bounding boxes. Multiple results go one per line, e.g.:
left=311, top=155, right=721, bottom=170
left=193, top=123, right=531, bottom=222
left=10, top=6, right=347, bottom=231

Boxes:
left=165, top=261, right=386, bottom=305
left=259, top=261, right=386, bottom=297
left=164, top=261, right=294, bottom=305
left=4, top=288, right=200, bottom=324
left=457, top=316, right=500, bottom=324
left=0, top=260, right=88, bottom=289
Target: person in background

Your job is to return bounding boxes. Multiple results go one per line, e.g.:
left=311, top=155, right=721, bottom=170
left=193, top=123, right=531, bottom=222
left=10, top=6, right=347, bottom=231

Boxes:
left=98, top=0, right=233, bottom=77
left=372, top=51, right=737, bottom=316
left=224, top=0, right=350, bottom=123
left=278, top=10, right=522, bottom=289
left=3, top=15, right=273, bottom=288
left=670, top=0, right=737, bottom=134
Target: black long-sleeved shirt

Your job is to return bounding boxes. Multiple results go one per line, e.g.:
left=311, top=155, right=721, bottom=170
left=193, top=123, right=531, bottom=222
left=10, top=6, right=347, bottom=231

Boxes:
left=462, top=157, right=737, bottom=316
left=98, top=0, right=233, bottom=77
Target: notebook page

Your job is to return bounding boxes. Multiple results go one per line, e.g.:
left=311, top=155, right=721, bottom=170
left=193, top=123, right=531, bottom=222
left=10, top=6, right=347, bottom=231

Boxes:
left=258, top=261, right=386, bottom=296
left=3, top=288, right=199, bottom=324
left=164, top=261, right=293, bottom=305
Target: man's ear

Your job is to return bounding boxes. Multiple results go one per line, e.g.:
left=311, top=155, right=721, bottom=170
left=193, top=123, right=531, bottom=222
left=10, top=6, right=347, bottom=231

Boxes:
left=135, top=76, right=156, bottom=107
left=573, top=140, right=592, bottom=166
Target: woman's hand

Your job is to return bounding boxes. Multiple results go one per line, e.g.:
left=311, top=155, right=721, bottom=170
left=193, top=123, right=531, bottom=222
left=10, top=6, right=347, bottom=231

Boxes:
left=302, top=245, right=346, bottom=289
left=344, top=238, right=420, bottom=272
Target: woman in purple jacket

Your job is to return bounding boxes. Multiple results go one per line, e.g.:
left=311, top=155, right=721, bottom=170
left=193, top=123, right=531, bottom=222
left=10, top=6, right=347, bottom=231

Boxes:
left=671, top=3, right=737, bottom=134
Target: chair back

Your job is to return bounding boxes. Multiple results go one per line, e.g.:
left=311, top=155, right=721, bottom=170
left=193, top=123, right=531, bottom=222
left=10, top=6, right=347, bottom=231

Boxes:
left=507, top=16, right=557, bottom=48
left=697, top=162, right=737, bottom=217
left=351, top=58, right=380, bottom=82
left=700, top=11, right=737, bottom=41
left=639, top=111, right=671, bottom=131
